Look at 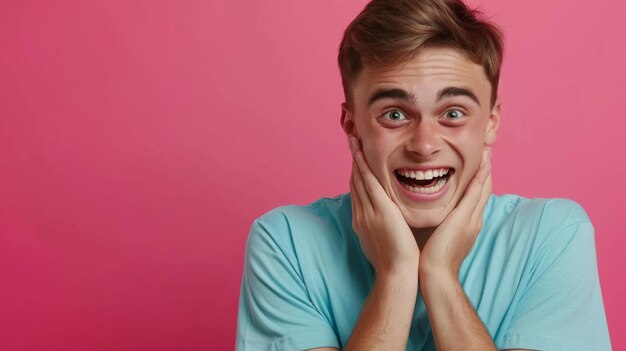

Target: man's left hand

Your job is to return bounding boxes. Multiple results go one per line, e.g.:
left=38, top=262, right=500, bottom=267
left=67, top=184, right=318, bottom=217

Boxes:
left=419, top=147, right=492, bottom=279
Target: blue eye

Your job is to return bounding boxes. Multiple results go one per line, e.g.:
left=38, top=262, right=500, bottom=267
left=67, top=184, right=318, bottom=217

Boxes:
left=383, top=110, right=407, bottom=121
left=444, top=109, right=464, bottom=119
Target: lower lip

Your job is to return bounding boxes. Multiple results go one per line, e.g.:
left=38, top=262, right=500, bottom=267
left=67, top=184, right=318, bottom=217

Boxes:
left=393, top=173, right=451, bottom=202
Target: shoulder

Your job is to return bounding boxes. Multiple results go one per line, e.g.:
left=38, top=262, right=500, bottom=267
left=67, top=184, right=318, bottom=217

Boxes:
left=489, top=193, right=591, bottom=231
left=260, top=192, right=349, bottom=220
left=491, top=197, right=609, bottom=350
left=247, top=193, right=353, bottom=254
left=252, top=193, right=350, bottom=234
left=520, top=196, right=590, bottom=224
left=491, top=192, right=587, bottom=217
left=486, top=194, right=595, bottom=260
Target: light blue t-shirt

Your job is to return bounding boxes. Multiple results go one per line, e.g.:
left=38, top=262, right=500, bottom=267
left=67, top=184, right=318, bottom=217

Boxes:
left=236, top=193, right=611, bottom=350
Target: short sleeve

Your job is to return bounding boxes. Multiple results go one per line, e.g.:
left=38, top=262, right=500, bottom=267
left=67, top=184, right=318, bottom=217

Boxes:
left=236, top=212, right=340, bottom=351
left=500, top=202, right=611, bottom=350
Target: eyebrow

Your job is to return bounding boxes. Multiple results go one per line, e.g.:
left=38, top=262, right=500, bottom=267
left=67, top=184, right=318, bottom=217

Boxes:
left=368, top=86, right=481, bottom=107
left=436, top=86, right=480, bottom=106
left=368, top=88, right=416, bottom=106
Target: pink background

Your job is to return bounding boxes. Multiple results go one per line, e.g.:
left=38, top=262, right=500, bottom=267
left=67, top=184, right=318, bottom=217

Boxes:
left=1, top=0, right=624, bottom=350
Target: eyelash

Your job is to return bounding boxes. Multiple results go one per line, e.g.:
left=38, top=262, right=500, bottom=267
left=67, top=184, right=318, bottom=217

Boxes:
left=382, top=110, right=408, bottom=121
left=380, top=108, right=467, bottom=122
left=444, top=109, right=465, bottom=119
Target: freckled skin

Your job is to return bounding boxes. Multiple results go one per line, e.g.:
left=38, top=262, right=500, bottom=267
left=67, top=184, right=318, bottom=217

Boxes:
left=342, top=47, right=500, bottom=241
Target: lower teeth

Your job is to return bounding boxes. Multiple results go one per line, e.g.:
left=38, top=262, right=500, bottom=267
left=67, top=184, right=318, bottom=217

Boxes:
left=402, top=177, right=447, bottom=194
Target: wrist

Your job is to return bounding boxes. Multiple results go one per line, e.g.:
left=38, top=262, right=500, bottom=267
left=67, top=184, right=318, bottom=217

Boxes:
left=419, top=266, right=458, bottom=292
left=376, top=264, right=419, bottom=285
left=418, top=255, right=460, bottom=281
left=376, top=258, right=419, bottom=278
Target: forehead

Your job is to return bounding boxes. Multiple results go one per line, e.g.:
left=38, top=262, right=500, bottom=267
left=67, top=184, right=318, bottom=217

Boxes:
left=352, top=47, right=491, bottom=105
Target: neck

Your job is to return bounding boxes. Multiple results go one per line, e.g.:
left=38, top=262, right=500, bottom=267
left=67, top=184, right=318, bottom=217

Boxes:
left=411, top=226, right=436, bottom=251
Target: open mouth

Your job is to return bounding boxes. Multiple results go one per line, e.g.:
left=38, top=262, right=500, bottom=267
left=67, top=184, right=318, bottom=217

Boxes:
left=394, top=168, right=454, bottom=194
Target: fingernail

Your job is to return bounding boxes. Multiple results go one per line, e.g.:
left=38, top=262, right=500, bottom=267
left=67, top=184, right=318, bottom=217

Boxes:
left=350, top=136, right=359, bottom=150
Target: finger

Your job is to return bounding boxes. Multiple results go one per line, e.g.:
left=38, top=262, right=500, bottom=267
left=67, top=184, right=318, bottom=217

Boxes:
left=470, top=172, right=492, bottom=226
left=350, top=165, right=364, bottom=228
left=349, top=136, right=376, bottom=209
left=350, top=168, right=365, bottom=234
left=469, top=149, right=492, bottom=225
left=452, top=148, right=491, bottom=218
left=352, top=146, right=391, bottom=208
left=475, top=147, right=491, bottom=185
left=348, top=135, right=358, bottom=157
left=352, top=156, right=374, bottom=213
left=350, top=135, right=395, bottom=210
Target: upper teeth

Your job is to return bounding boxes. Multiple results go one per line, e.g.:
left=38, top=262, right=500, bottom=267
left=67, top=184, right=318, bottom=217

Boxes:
left=397, top=168, right=450, bottom=180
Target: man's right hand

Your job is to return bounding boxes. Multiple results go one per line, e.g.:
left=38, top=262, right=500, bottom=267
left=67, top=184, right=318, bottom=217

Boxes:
left=348, top=135, right=420, bottom=276
left=343, top=135, right=419, bottom=351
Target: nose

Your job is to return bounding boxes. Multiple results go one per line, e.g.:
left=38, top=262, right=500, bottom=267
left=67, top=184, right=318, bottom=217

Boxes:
left=405, top=120, right=443, bottom=159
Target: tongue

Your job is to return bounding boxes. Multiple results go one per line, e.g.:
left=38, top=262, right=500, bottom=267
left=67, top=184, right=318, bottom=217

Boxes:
left=403, top=176, right=439, bottom=188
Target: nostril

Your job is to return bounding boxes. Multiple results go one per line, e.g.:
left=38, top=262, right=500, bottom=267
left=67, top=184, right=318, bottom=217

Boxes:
left=405, top=138, right=443, bottom=157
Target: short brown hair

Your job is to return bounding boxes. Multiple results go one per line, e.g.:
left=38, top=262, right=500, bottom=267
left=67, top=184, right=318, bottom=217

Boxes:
left=338, top=0, right=504, bottom=108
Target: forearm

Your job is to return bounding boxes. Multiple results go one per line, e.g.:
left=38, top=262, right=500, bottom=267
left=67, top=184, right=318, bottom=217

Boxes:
left=343, top=269, right=418, bottom=351
left=420, top=270, right=496, bottom=351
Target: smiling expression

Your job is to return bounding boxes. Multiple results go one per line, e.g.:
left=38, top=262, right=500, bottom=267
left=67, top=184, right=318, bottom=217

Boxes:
left=342, top=47, right=500, bottom=234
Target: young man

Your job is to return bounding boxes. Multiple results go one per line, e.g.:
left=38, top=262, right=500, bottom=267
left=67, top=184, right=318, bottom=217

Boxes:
left=236, top=0, right=611, bottom=350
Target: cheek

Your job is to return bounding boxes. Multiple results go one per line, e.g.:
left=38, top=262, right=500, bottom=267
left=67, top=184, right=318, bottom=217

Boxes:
left=453, top=128, right=485, bottom=183
left=456, top=121, right=487, bottom=150
left=460, top=146, right=484, bottom=191
left=362, top=142, right=388, bottom=174
left=360, top=133, right=396, bottom=180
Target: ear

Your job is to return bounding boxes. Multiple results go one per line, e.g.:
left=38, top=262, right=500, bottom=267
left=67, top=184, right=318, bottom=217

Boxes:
left=340, top=102, right=359, bottom=138
left=484, top=98, right=501, bottom=146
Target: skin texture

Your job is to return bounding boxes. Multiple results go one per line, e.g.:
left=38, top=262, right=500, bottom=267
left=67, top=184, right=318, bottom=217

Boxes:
left=306, top=48, right=531, bottom=350
left=341, top=47, right=500, bottom=245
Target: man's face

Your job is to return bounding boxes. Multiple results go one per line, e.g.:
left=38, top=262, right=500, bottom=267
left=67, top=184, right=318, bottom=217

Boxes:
left=342, top=47, right=500, bottom=231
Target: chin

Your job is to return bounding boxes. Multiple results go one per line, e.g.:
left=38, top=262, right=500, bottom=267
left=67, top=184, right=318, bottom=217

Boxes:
left=402, top=208, right=448, bottom=230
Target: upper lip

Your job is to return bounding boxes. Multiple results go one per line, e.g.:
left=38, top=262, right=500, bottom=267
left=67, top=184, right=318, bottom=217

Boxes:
left=395, top=166, right=453, bottom=171
left=394, top=166, right=455, bottom=180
